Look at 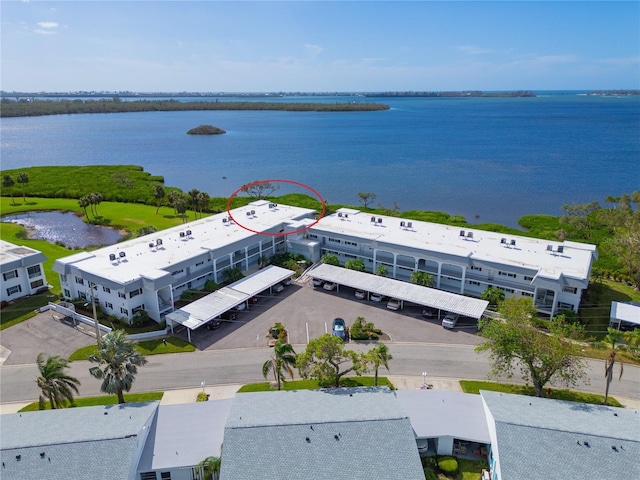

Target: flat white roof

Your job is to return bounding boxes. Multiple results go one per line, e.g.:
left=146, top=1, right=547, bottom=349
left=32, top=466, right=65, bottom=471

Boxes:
left=54, top=201, right=315, bottom=285
left=610, top=301, right=640, bottom=326
left=0, top=240, right=46, bottom=266
left=315, top=209, right=597, bottom=282
left=167, top=266, right=295, bottom=330
left=309, top=263, right=488, bottom=318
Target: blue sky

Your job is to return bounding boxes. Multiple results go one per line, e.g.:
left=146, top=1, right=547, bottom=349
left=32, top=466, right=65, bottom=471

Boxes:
left=1, top=1, right=639, bottom=92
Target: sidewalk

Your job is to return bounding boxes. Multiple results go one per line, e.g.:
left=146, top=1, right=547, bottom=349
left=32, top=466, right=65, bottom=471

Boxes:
left=2, top=375, right=638, bottom=413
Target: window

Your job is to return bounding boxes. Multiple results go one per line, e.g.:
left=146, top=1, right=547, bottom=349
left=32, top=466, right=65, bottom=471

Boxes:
left=64, top=289, right=71, bottom=298
left=27, top=265, right=42, bottom=278
left=30, top=279, right=44, bottom=289
left=195, top=261, right=204, bottom=267
left=75, top=276, right=84, bottom=285
left=120, top=308, right=129, bottom=315
left=327, top=237, right=341, bottom=243
left=132, top=305, right=145, bottom=314
left=79, top=292, right=87, bottom=301
left=470, top=266, right=482, bottom=271
left=102, top=286, right=111, bottom=293
left=524, top=275, right=534, bottom=282
left=504, top=288, right=515, bottom=293
left=562, top=286, right=578, bottom=294
left=118, top=292, right=126, bottom=299
left=467, top=280, right=481, bottom=286
left=160, top=473, right=171, bottom=480
left=309, top=234, right=318, bottom=239
left=171, top=269, right=184, bottom=276
left=139, top=473, right=156, bottom=480
left=522, top=292, right=534, bottom=298
left=344, top=240, right=358, bottom=247
left=498, top=271, right=516, bottom=278
left=130, top=288, right=142, bottom=298
left=105, top=302, right=113, bottom=309
left=3, top=270, right=18, bottom=281
left=6, top=285, right=22, bottom=296
left=558, top=302, right=575, bottom=311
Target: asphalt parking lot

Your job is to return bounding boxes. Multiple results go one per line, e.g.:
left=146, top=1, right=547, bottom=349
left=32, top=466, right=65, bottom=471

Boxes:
left=177, top=278, right=484, bottom=351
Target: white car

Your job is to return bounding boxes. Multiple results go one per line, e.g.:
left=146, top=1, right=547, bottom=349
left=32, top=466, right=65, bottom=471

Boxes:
left=370, top=293, right=384, bottom=302
left=387, top=299, right=401, bottom=311
left=354, top=290, right=366, bottom=299
left=441, top=313, right=459, bottom=329
left=273, top=283, right=284, bottom=293
left=312, top=278, right=323, bottom=287
left=323, top=282, right=336, bottom=291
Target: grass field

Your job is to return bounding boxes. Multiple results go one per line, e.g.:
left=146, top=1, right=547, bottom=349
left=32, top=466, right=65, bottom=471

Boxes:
left=69, top=337, right=195, bottom=361
left=459, top=380, right=623, bottom=407
left=237, top=376, right=394, bottom=392
left=19, top=391, right=164, bottom=412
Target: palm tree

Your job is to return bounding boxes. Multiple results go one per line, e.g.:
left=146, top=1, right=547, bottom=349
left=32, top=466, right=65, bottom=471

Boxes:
left=88, top=192, right=103, bottom=217
left=153, top=185, right=165, bottom=214
left=367, top=343, right=392, bottom=386
left=481, top=287, right=506, bottom=309
left=16, top=172, right=29, bottom=202
left=188, top=188, right=201, bottom=219
left=88, top=329, right=148, bottom=404
left=596, top=328, right=626, bottom=405
left=376, top=264, right=388, bottom=277
left=196, top=456, right=221, bottom=480
left=410, top=270, right=434, bottom=287
left=3, top=175, right=16, bottom=205
left=262, top=340, right=297, bottom=390
left=78, top=195, right=91, bottom=219
left=36, top=353, right=81, bottom=409
left=197, top=191, right=210, bottom=218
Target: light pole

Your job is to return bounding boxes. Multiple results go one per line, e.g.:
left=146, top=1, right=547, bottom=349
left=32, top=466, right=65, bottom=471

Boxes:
left=201, top=381, right=206, bottom=393
left=422, top=371, right=428, bottom=387
left=89, top=282, right=101, bottom=347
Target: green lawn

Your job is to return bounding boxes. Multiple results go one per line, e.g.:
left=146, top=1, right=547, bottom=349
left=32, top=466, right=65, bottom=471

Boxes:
left=581, top=280, right=640, bottom=339
left=237, top=376, right=394, bottom=393
left=0, top=291, right=56, bottom=330
left=459, top=380, right=623, bottom=407
left=19, top=391, right=164, bottom=412
left=69, top=336, right=195, bottom=361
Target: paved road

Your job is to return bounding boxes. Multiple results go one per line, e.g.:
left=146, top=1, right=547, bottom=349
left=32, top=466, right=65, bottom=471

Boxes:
left=1, top=281, right=639, bottom=405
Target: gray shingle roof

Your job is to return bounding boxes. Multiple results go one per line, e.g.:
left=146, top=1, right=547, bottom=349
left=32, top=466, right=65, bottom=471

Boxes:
left=0, top=402, right=159, bottom=480
left=220, top=388, right=424, bottom=480
left=481, top=391, right=640, bottom=480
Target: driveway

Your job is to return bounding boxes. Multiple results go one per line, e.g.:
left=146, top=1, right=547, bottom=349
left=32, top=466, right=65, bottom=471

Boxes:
left=0, top=311, right=97, bottom=365
left=176, top=279, right=484, bottom=350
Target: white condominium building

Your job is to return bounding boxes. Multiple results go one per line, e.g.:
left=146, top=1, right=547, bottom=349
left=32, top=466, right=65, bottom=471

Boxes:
left=1, top=240, right=48, bottom=303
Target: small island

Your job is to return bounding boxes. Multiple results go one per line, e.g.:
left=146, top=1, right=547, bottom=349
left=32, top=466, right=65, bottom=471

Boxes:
left=187, top=125, right=226, bottom=135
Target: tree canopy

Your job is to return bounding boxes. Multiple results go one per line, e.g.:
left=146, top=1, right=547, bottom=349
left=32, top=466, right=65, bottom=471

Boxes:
left=475, top=297, right=588, bottom=397
left=36, top=353, right=81, bottom=409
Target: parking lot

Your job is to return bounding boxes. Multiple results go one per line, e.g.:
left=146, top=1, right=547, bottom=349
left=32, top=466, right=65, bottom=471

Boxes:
left=176, top=278, right=484, bottom=351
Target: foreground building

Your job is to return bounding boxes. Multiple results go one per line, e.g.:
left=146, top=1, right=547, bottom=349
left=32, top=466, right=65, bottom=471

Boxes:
left=0, top=240, right=48, bottom=303
left=54, top=203, right=596, bottom=321
left=2, top=389, right=637, bottom=480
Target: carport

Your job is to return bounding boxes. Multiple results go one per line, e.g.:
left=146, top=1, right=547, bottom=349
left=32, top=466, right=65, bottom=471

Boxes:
left=609, top=301, right=640, bottom=331
left=166, top=265, right=295, bottom=342
left=308, top=264, right=488, bottom=319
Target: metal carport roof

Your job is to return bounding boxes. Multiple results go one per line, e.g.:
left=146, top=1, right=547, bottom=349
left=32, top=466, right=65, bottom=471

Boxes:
left=309, top=263, right=488, bottom=319
left=166, top=265, right=295, bottom=340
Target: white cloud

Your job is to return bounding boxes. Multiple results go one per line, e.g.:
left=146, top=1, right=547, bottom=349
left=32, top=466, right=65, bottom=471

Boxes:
left=37, top=21, right=59, bottom=29
left=34, top=29, right=57, bottom=35
left=457, top=45, right=494, bottom=55
left=304, top=43, right=324, bottom=57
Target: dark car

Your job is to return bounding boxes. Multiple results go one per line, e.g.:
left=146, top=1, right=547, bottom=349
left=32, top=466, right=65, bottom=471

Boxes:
left=205, top=318, right=222, bottom=330
left=332, top=318, right=346, bottom=340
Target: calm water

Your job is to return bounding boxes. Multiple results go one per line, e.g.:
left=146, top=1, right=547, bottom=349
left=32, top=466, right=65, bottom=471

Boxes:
left=2, top=94, right=638, bottom=227
left=2, top=211, right=126, bottom=248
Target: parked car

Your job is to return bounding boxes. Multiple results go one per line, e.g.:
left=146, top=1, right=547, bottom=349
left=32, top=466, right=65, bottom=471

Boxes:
left=332, top=317, right=346, bottom=340
left=323, top=282, right=336, bottom=291
left=387, top=299, right=401, bottom=311
left=370, top=293, right=384, bottom=302
left=233, top=303, right=246, bottom=311
left=282, top=277, right=292, bottom=286
left=206, top=318, right=222, bottom=330
left=441, top=313, right=460, bottom=329
left=354, top=290, right=366, bottom=299
left=273, top=283, right=284, bottom=293
left=312, top=278, right=323, bottom=287
left=421, top=308, right=436, bottom=319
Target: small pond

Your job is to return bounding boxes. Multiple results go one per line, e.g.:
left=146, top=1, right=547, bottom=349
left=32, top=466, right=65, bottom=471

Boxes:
left=2, top=211, right=127, bottom=249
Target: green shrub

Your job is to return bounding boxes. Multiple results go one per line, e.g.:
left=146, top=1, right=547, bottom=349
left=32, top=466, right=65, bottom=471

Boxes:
left=196, top=392, right=209, bottom=402
left=350, top=316, right=382, bottom=340
left=423, top=467, right=437, bottom=480
left=437, top=456, right=458, bottom=474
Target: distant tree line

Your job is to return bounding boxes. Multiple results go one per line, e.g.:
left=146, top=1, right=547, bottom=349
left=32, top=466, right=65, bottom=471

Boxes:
left=0, top=98, right=389, bottom=117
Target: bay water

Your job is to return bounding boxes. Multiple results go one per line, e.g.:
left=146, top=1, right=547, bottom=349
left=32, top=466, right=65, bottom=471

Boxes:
left=1, top=93, right=638, bottom=227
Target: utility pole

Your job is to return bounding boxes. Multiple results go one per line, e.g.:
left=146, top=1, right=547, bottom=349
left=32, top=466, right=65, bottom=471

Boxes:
left=89, top=282, right=101, bottom=347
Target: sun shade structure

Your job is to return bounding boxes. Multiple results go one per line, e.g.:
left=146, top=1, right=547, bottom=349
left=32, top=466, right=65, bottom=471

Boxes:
left=310, top=263, right=488, bottom=318
left=166, top=265, right=294, bottom=341
left=609, top=301, right=640, bottom=330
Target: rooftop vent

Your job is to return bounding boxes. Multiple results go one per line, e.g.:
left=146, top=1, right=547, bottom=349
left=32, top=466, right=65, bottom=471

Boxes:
left=460, top=230, right=465, bottom=237
left=557, top=245, right=564, bottom=253
left=501, top=238, right=507, bottom=244
left=338, top=212, right=343, bottom=217
left=246, top=211, right=251, bottom=217
left=251, top=210, right=255, bottom=215
left=547, top=244, right=553, bottom=252
left=149, top=243, right=155, bottom=248
left=222, top=218, right=228, bottom=223
left=119, top=251, right=126, bottom=258
left=109, top=253, right=116, bottom=261
left=400, top=221, right=406, bottom=227
left=156, top=239, right=163, bottom=246
left=344, top=214, right=349, bottom=218
left=467, top=232, right=473, bottom=239
left=186, top=230, right=192, bottom=236
left=179, top=232, right=186, bottom=238
left=371, top=216, right=376, bottom=223
left=407, top=222, right=412, bottom=228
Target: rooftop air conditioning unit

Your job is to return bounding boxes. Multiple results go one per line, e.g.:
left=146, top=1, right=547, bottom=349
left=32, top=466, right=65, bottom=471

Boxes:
left=501, top=238, right=507, bottom=244
left=179, top=232, right=186, bottom=238
left=467, top=232, right=474, bottom=239
left=371, top=216, right=376, bottom=223
left=246, top=212, right=251, bottom=217
left=251, top=210, right=255, bottom=215
left=510, top=239, right=516, bottom=246
left=338, top=212, right=343, bottom=218
left=119, top=251, right=126, bottom=258
left=557, top=245, right=564, bottom=253
left=377, top=218, right=382, bottom=224
left=156, top=239, right=163, bottom=246
left=149, top=243, right=155, bottom=248
left=109, top=253, right=116, bottom=261
left=547, top=245, right=553, bottom=252
left=460, top=230, right=465, bottom=237
left=400, top=221, right=406, bottom=227
left=407, top=222, right=412, bottom=228
left=186, top=230, right=192, bottom=236
left=222, top=218, right=228, bottom=223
